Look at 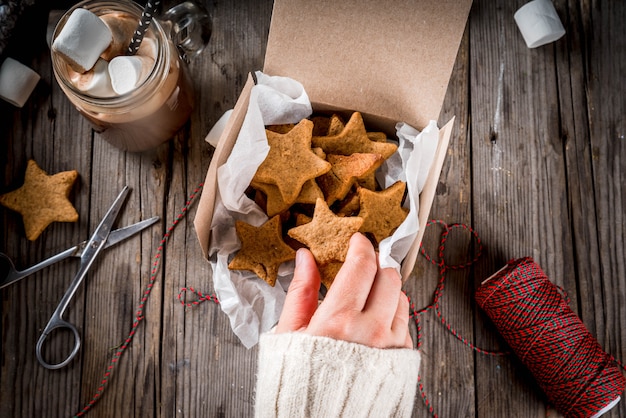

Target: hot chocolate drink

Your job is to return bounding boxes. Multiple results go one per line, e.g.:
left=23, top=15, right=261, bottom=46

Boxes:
left=51, top=1, right=197, bottom=152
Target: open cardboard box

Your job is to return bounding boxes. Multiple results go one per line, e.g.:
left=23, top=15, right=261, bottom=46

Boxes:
left=193, top=0, right=471, bottom=344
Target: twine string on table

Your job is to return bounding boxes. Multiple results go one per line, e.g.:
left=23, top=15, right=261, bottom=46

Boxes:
left=409, top=220, right=507, bottom=417
left=178, top=286, right=219, bottom=307
left=411, top=220, right=499, bottom=354
left=74, top=182, right=206, bottom=417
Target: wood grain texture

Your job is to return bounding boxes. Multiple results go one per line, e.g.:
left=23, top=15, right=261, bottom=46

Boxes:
left=0, top=0, right=624, bottom=417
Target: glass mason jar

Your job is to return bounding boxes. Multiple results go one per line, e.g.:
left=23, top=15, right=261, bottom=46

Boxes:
left=51, top=0, right=211, bottom=152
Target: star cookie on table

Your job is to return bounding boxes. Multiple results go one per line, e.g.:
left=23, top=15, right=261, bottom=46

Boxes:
left=311, top=112, right=397, bottom=159
left=357, top=181, right=409, bottom=244
left=0, top=159, right=79, bottom=241
left=228, top=215, right=296, bottom=287
left=252, top=118, right=331, bottom=205
left=288, top=198, right=363, bottom=266
left=316, top=153, right=385, bottom=205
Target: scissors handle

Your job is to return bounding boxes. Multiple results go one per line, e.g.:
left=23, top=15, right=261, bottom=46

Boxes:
left=35, top=314, right=81, bottom=370
left=34, top=225, right=108, bottom=369
left=35, top=238, right=103, bottom=369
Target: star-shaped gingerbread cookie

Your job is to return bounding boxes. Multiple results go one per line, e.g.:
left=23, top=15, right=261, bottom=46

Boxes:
left=357, top=181, right=409, bottom=244
left=252, top=179, right=324, bottom=217
left=0, top=159, right=79, bottom=241
left=252, top=119, right=331, bottom=204
left=325, top=113, right=388, bottom=142
left=287, top=198, right=363, bottom=265
left=228, top=215, right=296, bottom=287
left=311, top=112, right=397, bottom=159
left=316, top=153, right=385, bottom=205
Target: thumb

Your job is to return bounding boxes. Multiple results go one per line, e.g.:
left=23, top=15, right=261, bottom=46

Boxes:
left=275, top=248, right=321, bottom=333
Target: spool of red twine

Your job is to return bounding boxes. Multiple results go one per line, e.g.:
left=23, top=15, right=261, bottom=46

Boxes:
left=475, top=257, right=625, bottom=418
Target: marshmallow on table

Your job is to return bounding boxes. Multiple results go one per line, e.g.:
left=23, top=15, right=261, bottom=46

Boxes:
left=108, top=55, right=155, bottom=95
left=52, top=8, right=112, bottom=72
left=0, top=58, right=41, bottom=107
left=514, top=0, right=566, bottom=48
left=69, top=58, right=115, bottom=97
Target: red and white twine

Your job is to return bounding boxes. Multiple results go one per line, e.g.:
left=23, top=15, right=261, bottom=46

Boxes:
left=475, top=257, right=626, bottom=418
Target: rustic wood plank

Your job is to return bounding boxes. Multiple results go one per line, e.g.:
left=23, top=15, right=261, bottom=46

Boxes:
left=0, top=5, right=93, bottom=415
left=469, top=0, right=578, bottom=416
left=554, top=0, right=604, bottom=343
left=78, top=146, right=167, bottom=416
left=581, top=4, right=626, bottom=418
left=467, top=0, right=541, bottom=415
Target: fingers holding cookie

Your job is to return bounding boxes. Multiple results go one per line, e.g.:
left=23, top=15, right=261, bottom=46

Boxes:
left=304, top=233, right=411, bottom=349
left=322, top=232, right=378, bottom=311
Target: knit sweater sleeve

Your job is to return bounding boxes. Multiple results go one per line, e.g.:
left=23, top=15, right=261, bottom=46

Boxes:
left=254, top=332, right=421, bottom=418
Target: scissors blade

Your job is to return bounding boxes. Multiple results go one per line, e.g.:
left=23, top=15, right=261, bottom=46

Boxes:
left=49, top=186, right=131, bottom=317
left=75, top=216, right=160, bottom=256
left=0, top=216, right=160, bottom=289
left=82, top=186, right=131, bottom=259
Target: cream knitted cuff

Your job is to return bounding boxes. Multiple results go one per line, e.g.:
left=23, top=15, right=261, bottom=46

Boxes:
left=254, top=332, right=421, bottom=418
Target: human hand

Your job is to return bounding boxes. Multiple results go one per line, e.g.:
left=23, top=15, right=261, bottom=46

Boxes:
left=275, top=232, right=413, bottom=349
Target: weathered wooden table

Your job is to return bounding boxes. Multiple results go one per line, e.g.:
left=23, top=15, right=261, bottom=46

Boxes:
left=1, top=0, right=624, bottom=417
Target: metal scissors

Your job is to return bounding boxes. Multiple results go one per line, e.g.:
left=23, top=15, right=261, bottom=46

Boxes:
left=30, top=186, right=157, bottom=369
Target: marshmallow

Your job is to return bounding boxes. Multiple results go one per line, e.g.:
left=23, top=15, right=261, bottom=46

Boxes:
left=514, top=0, right=566, bottom=48
left=99, top=13, right=137, bottom=61
left=0, top=58, right=41, bottom=107
left=52, top=8, right=112, bottom=72
left=69, top=58, right=115, bottom=97
left=108, top=55, right=155, bottom=95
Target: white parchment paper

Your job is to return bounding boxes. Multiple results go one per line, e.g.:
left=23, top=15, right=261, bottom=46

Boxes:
left=207, top=71, right=440, bottom=348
